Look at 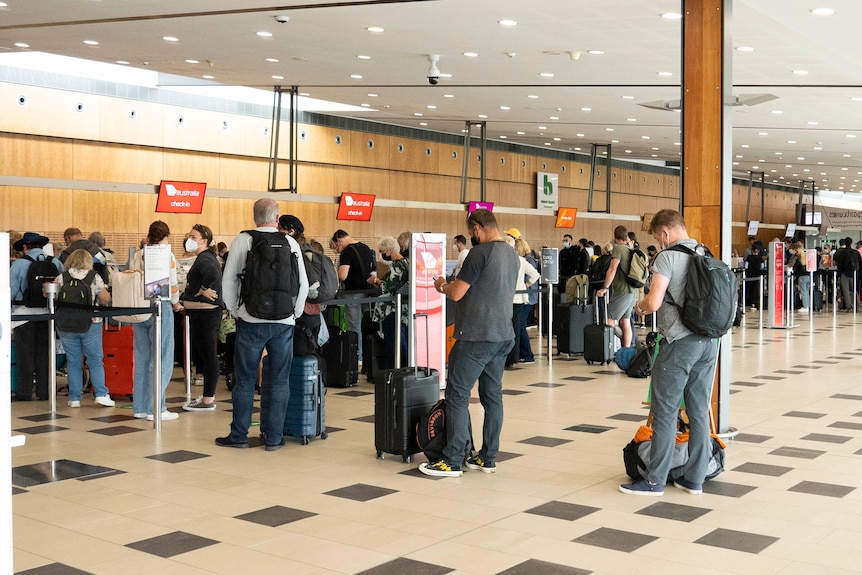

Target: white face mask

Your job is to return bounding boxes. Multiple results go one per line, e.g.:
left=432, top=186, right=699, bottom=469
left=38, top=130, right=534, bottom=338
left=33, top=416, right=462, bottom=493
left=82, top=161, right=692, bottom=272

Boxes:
left=184, top=237, right=199, bottom=253
left=562, top=241, right=570, bottom=249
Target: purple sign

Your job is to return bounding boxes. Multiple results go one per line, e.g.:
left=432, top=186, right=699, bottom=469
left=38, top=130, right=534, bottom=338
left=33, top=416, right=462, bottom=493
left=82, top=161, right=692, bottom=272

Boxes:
left=467, top=201, right=494, bottom=213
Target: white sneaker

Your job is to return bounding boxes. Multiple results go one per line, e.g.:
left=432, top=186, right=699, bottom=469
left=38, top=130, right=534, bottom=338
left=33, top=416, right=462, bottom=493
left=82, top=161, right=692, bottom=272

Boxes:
left=192, top=376, right=204, bottom=386
left=146, top=411, right=179, bottom=421
left=94, top=395, right=115, bottom=407
left=68, top=400, right=81, bottom=408
left=798, top=307, right=809, bottom=312
left=133, top=412, right=148, bottom=419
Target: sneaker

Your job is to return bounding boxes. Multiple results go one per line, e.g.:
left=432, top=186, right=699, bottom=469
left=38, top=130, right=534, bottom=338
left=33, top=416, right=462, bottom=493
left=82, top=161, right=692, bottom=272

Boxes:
left=183, top=398, right=216, bottom=412
left=619, top=479, right=664, bottom=496
left=133, top=412, right=148, bottom=419
left=798, top=307, right=809, bottom=313
left=418, top=460, right=462, bottom=477
left=215, top=436, right=249, bottom=448
left=146, top=411, right=179, bottom=421
left=94, top=395, right=115, bottom=407
left=519, top=359, right=535, bottom=365
left=264, top=438, right=286, bottom=452
left=68, top=400, right=81, bottom=408
left=465, top=455, right=496, bottom=474
left=192, top=376, right=204, bottom=386
left=673, top=477, right=703, bottom=495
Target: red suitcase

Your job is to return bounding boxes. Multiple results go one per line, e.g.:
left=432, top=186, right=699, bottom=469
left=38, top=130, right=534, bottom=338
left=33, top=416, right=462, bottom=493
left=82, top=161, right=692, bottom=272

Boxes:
left=103, top=324, right=135, bottom=398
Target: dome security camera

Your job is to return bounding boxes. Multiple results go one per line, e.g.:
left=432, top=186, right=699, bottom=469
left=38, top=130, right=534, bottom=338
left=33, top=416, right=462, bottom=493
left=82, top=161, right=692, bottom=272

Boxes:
left=274, top=15, right=290, bottom=23
left=427, top=54, right=441, bottom=85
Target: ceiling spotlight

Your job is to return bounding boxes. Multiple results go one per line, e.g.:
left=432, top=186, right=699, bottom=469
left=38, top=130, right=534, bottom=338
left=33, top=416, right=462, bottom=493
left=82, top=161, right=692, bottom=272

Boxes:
left=274, top=15, right=290, bottom=24
left=427, top=54, right=441, bottom=85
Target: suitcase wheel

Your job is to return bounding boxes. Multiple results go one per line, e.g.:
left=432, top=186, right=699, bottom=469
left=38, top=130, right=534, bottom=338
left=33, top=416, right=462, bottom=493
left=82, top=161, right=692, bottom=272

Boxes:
left=376, top=450, right=384, bottom=459
left=321, top=431, right=328, bottom=440
left=301, top=437, right=310, bottom=446
left=401, top=455, right=411, bottom=464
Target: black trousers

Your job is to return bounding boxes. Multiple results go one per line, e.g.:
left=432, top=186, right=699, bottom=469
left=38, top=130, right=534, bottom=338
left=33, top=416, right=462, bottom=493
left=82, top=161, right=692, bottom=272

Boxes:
left=15, top=320, right=51, bottom=400
left=187, top=308, right=222, bottom=398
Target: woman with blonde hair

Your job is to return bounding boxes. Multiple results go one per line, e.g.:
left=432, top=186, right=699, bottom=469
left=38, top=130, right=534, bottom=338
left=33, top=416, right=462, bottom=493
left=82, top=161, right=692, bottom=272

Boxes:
left=368, top=236, right=409, bottom=369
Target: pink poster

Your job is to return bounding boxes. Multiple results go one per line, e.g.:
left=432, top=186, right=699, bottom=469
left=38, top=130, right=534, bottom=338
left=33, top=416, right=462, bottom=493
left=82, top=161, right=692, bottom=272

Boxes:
left=770, top=241, right=785, bottom=327
left=410, top=233, right=446, bottom=383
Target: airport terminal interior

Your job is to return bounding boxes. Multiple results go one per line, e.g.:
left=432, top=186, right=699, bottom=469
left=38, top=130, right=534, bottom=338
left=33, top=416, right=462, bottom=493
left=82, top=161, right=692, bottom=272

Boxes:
left=10, top=311, right=862, bottom=575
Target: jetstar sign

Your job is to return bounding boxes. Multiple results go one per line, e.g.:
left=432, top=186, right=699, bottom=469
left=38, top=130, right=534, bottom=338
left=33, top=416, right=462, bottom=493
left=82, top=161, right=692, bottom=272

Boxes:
left=336, top=193, right=376, bottom=221
left=156, top=180, right=207, bottom=214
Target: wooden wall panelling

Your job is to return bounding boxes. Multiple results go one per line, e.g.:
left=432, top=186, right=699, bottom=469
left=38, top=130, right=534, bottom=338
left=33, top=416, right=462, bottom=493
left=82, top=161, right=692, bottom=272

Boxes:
left=162, top=105, right=222, bottom=155
left=494, top=181, right=533, bottom=209
left=1, top=187, right=74, bottom=239
left=218, top=155, right=269, bottom=192
left=297, top=163, right=338, bottom=196
left=350, top=132, right=391, bottom=170
left=426, top=174, right=463, bottom=205
left=235, top=114, right=271, bottom=159
left=298, top=125, right=351, bottom=166
left=556, top=162, right=572, bottom=189
left=73, top=141, right=163, bottom=183
left=388, top=171, right=427, bottom=202
left=71, top=189, right=140, bottom=239
left=331, top=165, right=389, bottom=197
left=568, top=161, right=591, bottom=189
left=486, top=151, right=514, bottom=183
left=0, top=134, right=75, bottom=179
left=436, top=144, right=464, bottom=177
left=98, top=97, right=165, bottom=148
left=389, top=137, right=437, bottom=177
left=0, top=85, right=101, bottom=141
left=162, top=150, right=221, bottom=185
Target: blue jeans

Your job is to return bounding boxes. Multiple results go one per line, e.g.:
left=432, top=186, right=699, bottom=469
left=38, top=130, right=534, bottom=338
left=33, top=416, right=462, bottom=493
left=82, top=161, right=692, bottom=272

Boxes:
left=342, top=293, right=364, bottom=360
left=229, top=319, right=294, bottom=445
left=517, top=304, right=534, bottom=361
left=648, top=334, right=719, bottom=485
left=58, top=321, right=110, bottom=401
left=443, top=338, right=514, bottom=466
left=133, top=301, right=175, bottom=415
left=797, top=274, right=810, bottom=309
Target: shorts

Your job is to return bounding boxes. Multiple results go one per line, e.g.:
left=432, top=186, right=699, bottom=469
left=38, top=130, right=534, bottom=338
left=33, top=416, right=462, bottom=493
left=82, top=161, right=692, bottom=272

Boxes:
left=608, top=292, right=637, bottom=321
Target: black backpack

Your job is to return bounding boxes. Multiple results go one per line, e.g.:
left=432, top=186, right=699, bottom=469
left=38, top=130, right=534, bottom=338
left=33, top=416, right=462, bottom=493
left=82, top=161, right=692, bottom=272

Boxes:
left=626, top=332, right=657, bottom=378
left=239, top=230, right=300, bottom=320
left=416, top=399, right=447, bottom=463
left=302, top=245, right=339, bottom=304
left=667, top=244, right=738, bottom=338
left=20, top=255, right=59, bottom=308
left=55, top=270, right=97, bottom=333
left=588, top=254, right=612, bottom=291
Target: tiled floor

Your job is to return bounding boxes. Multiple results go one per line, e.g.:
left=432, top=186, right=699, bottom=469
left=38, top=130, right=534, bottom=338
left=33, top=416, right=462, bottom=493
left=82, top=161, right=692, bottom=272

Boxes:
left=11, top=311, right=862, bottom=574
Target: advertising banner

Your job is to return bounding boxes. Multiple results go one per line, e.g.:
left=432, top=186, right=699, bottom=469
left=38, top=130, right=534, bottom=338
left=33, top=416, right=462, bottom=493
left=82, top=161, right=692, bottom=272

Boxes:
left=467, top=201, right=494, bottom=213
left=336, top=193, right=375, bottom=221
left=541, top=248, right=559, bottom=284
left=555, top=207, right=577, bottom=228
left=537, top=172, right=559, bottom=211
left=143, top=244, right=171, bottom=300
left=806, top=249, right=817, bottom=273
left=410, top=233, right=446, bottom=383
left=768, top=241, right=785, bottom=327
left=155, top=180, right=207, bottom=214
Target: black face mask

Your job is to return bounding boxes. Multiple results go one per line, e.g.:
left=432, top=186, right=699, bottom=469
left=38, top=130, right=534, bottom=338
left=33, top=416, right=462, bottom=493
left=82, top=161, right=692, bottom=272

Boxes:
left=470, top=235, right=480, bottom=246
left=381, top=253, right=392, bottom=262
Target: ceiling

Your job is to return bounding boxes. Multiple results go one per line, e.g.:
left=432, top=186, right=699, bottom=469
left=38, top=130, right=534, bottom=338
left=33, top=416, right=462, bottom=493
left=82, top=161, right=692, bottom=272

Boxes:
left=2, top=0, right=862, bottom=193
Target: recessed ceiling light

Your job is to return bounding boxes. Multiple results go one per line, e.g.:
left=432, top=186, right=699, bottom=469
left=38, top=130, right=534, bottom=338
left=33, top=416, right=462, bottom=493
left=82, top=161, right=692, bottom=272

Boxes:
left=0, top=2, right=7, bottom=6
left=736, top=155, right=744, bottom=159
left=588, top=50, right=605, bottom=55
left=736, top=46, right=755, bottom=52
left=516, top=131, right=525, bottom=135
left=361, top=103, right=370, bottom=107
left=797, top=157, right=806, bottom=160
left=807, top=120, right=818, bottom=125
left=15, top=42, right=29, bottom=48
left=622, top=95, right=634, bottom=100
left=627, top=118, right=637, bottom=122
left=843, top=153, right=852, bottom=157
left=540, top=72, right=554, bottom=78
left=419, top=122, right=427, bottom=126
left=641, top=135, right=650, bottom=139
left=500, top=135, right=508, bottom=139
left=414, top=112, right=423, bottom=117
left=553, top=137, right=561, bottom=141
left=814, top=146, right=823, bottom=150
left=478, top=114, right=489, bottom=119
left=498, top=19, right=518, bottom=26
left=538, top=126, right=547, bottom=130
left=758, top=131, right=768, bottom=136
left=443, top=94, right=455, bottom=98
left=851, top=97, right=862, bottom=101
left=625, top=150, right=632, bottom=154
left=185, top=59, right=199, bottom=64
left=350, top=74, right=363, bottom=79
left=202, top=75, right=215, bottom=79
left=357, top=55, right=371, bottom=60
left=463, top=52, right=479, bottom=58
left=440, top=73, right=453, bottom=78
left=848, top=134, right=857, bottom=138
left=658, top=71, right=673, bottom=77
left=549, top=116, right=559, bottom=120
left=116, top=60, right=129, bottom=65
left=367, top=27, right=384, bottom=33
left=527, top=95, right=539, bottom=99
left=580, top=107, right=591, bottom=112
left=272, top=75, right=284, bottom=80
left=606, top=128, right=615, bottom=132
left=265, top=58, right=279, bottom=63
left=810, top=8, right=835, bottom=16
left=651, top=147, right=660, bottom=151
left=611, top=140, right=620, bottom=143
left=793, top=69, right=809, bottom=75
left=162, top=36, right=178, bottom=42
left=427, top=105, right=437, bottom=109
left=741, top=144, right=750, bottom=148
left=299, top=92, right=310, bottom=96
left=771, top=110, right=783, bottom=114
left=256, top=31, right=273, bottom=38
left=367, top=93, right=378, bottom=97
left=661, top=12, right=683, bottom=20
left=576, top=133, right=585, bottom=137
left=544, top=143, right=552, bottom=146
left=83, top=40, right=99, bottom=45
left=500, top=106, right=510, bottom=110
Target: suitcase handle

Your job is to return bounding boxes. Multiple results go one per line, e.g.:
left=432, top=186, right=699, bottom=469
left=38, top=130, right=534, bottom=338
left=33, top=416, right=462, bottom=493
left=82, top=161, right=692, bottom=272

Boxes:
left=413, top=312, right=431, bottom=378
left=594, top=292, right=608, bottom=324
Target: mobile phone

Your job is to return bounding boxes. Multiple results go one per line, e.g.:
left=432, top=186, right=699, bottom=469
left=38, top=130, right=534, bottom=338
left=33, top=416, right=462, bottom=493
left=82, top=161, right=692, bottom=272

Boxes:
left=432, top=276, right=440, bottom=281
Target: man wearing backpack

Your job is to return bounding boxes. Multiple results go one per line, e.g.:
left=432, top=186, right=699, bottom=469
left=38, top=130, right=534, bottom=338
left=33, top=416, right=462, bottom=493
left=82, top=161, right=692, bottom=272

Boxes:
left=217, top=199, right=309, bottom=451
left=619, top=209, right=720, bottom=496
left=331, top=229, right=375, bottom=364
left=59, top=227, right=110, bottom=283
left=10, top=232, right=63, bottom=401
left=595, top=226, right=638, bottom=348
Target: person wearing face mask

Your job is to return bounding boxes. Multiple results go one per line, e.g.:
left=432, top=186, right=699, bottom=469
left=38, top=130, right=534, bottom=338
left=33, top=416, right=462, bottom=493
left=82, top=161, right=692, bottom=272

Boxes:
left=180, top=224, right=223, bottom=412
left=367, top=236, right=409, bottom=369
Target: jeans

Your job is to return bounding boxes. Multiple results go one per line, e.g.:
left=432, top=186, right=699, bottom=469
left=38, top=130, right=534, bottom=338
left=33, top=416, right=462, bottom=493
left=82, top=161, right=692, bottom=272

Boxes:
left=14, top=320, right=50, bottom=400
left=840, top=275, right=855, bottom=310
left=133, top=301, right=175, bottom=415
left=797, top=274, right=810, bottom=309
left=58, top=321, right=110, bottom=401
left=229, top=319, right=294, bottom=445
left=506, top=304, right=524, bottom=366
left=518, top=304, right=535, bottom=361
left=342, top=293, right=364, bottom=360
left=648, top=334, right=719, bottom=485
left=443, top=338, right=514, bottom=466
left=187, top=308, right=221, bottom=398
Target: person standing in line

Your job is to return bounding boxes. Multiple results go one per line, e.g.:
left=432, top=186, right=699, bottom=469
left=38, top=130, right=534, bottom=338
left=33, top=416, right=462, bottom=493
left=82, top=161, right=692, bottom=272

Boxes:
left=54, top=249, right=115, bottom=408
left=368, top=236, right=409, bottom=369
left=620, top=209, right=720, bottom=496
left=503, top=230, right=540, bottom=368
left=422, top=209, right=518, bottom=477
left=10, top=232, right=64, bottom=401
left=451, top=234, right=470, bottom=280
left=181, top=224, right=223, bottom=412
left=331, top=229, right=374, bottom=363
left=596, top=225, right=638, bottom=348
left=131, top=221, right=182, bottom=421
left=217, top=199, right=308, bottom=451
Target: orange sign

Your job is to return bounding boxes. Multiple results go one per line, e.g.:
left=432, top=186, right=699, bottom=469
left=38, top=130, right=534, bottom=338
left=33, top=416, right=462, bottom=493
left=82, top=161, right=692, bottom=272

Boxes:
left=155, top=180, right=207, bottom=214
left=336, top=193, right=376, bottom=221
left=555, top=207, right=577, bottom=228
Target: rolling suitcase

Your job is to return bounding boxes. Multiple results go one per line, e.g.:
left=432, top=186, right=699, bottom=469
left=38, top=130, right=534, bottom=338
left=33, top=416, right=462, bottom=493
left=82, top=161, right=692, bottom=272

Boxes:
left=322, top=327, right=359, bottom=387
left=364, top=332, right=386, bottom=381
left=557, top=282, right=593, bottom=355
left=375, top=313, right=440, bottom=463
left=583, top=295, right=615, bottom=365
left=284, top=355, right=327, bottom=445
left=102, top=323, right=134, bottom=397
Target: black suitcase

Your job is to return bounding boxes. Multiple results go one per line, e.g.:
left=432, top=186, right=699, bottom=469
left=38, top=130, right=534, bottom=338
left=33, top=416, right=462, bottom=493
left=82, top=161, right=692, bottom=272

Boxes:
left=322, top=328, right=359, bottom=387
left=584, top=295, right=615, bottom=365
left=812, top=287, right=823, bottom=312
left=375, top=313, right=440, bottom=463
left=284, top=355, right=327, bottom=444
left=364, top=332, right=386, bottom=380
left=557, top=282, right=593, bottom=355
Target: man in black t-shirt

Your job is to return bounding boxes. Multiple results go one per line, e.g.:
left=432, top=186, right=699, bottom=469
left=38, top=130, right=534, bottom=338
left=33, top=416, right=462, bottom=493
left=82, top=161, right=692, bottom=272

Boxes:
left=332, top=229, right=374, bottom=360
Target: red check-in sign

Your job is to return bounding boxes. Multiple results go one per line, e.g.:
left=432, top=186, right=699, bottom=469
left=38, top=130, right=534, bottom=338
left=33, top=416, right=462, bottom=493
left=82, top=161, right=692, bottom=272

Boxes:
left=337, top=193, right=375, bottom=221
left=555, top=207, right=577, bottom=228
left=156, top=180, right=207, bottom=214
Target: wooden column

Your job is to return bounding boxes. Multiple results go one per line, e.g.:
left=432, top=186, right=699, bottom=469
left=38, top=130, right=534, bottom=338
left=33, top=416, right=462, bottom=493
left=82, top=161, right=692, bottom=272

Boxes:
left=681, top=0, right=734, bottom=434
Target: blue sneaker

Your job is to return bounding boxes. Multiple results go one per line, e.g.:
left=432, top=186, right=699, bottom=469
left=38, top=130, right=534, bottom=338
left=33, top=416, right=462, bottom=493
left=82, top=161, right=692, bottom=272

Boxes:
left=619, top=479, right=664, bottom=496
left=673, top=477, right=703, bottom=494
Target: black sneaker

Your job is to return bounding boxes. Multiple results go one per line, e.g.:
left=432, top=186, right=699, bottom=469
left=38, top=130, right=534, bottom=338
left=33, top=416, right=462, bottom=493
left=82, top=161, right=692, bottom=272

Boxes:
left=465, top=455, right=496, bottom=474
left=619, top=479, right=664, bottom=496
left=215, top=436, right=249, bottom=448
left=418, top=460, right=462, bottom=477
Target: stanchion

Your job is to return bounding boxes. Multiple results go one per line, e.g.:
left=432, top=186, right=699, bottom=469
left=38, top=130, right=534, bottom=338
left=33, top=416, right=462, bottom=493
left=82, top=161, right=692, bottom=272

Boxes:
left=394, top=293, right=402, bottom=368
left=183, top=311, right=191, bottom=407
left=152, top=301, right=162, bottom=431
left=759, top=275, right=764, bottom=328
left=43, top=281, right=58, bottom=414
left=833, top=271, right=838, bottom=317
left=547, top=285, right=554, bottom=368
left=855, top=275, right=858, bottom=315
left=536, top=285, right=543, bottom=360
left=740, top=271, right=746, bottom=315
